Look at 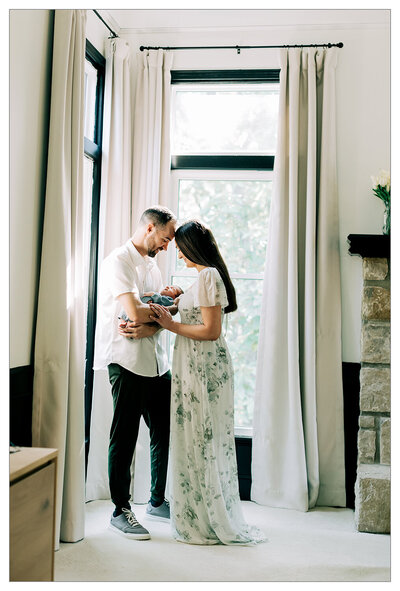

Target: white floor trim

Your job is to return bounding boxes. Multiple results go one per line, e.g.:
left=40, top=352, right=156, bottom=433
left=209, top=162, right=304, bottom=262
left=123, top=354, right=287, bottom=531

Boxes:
left=54, top=499, right=390, bottom=583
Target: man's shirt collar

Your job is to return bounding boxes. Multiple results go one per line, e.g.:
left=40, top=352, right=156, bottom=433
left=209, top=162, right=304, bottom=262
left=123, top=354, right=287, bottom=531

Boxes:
left=126, top=239, right=155, bottom=270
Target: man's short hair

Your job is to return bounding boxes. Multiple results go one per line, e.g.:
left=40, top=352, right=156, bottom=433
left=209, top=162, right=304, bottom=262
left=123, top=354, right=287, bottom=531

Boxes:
left=140, top=206, right=176, bottom=227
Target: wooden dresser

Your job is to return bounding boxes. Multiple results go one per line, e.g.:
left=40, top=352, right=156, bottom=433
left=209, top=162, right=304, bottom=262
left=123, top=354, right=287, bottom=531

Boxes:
left=9, top=447, right=58, bottom=581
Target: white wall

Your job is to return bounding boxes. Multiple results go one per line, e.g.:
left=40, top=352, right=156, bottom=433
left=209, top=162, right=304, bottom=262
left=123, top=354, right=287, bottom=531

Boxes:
left=9, top=9, right=109, bottom=369
left=9, top=9, right=390, bottom=367
left=9, top=10, right=54, bottom=368
left=86, top=9, right=108, bottom=56
left=123, top=10, right=390, bottom=362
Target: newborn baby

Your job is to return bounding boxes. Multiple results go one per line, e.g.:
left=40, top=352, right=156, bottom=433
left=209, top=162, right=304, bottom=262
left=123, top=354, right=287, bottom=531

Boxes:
left=141, top=284, right=183, bottom=306
left=120, top=285, right=183, bottom=322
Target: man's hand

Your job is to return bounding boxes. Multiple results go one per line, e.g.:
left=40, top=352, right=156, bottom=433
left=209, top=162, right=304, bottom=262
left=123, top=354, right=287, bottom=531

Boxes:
left=118, top=320, right=159, bottom=340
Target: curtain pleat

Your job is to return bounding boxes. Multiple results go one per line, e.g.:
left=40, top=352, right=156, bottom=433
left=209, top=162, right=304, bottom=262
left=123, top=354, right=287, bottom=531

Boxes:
left=131, top=49, right=173, bottom=282
left=97, top=38, right=133, bottom=261
left=32, top=9, right=87, bottom=546
left=315, top=49, right=346, bottom=506
left=251, top=48, right=346, bottom=511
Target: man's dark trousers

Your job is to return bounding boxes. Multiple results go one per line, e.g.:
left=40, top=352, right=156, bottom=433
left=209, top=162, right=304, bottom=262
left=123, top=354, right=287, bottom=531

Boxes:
left=107, top=363, right=171, bottom=510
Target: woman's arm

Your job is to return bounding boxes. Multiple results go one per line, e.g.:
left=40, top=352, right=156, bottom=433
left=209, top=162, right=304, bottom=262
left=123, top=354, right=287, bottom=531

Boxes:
left=149, top=303, right=221, bottom=341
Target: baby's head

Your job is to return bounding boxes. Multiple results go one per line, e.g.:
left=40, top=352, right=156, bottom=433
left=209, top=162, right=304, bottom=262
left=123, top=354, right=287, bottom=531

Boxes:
left=160, top=285, right=183, bottom=299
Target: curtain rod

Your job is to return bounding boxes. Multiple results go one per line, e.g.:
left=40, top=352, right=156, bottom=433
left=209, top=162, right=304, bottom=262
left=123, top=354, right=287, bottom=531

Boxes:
left=140, top=42, right=343, bottom=54
left=93, top=9, right=119, bottom=38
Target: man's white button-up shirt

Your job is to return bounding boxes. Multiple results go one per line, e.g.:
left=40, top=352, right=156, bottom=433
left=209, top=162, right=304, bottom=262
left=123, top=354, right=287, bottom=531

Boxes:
left=93, top=239, right=170, bottom=377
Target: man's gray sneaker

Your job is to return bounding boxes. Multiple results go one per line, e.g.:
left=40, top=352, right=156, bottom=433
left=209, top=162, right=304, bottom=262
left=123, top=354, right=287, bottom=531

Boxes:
left=109, top=508, right=150, bottom=540
left=145, top=500, right=170, bottom=522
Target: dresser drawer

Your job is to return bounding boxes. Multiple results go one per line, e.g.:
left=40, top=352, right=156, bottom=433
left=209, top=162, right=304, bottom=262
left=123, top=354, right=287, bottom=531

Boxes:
left=10, top=461, right=56, bottom=581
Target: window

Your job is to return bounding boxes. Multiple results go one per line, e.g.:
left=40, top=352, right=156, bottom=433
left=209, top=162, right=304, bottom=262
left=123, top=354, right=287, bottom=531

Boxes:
left=169, top=70, right=279, bottom=435
left=83, top=40, right=105, bottom=466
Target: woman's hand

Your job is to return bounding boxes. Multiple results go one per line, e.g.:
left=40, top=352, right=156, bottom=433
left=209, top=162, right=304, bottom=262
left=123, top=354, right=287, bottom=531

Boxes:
left=149, top=303, right=221, bottom=341
left=149, top=303, right=175, bottom=330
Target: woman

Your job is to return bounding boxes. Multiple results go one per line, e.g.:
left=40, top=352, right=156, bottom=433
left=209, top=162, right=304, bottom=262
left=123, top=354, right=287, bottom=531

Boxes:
left=149, top=220, right=266, bottom=545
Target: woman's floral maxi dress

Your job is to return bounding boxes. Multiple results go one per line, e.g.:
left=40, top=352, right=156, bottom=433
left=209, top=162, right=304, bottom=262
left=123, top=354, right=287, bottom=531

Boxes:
left=169, top=267, right=266, bottom=545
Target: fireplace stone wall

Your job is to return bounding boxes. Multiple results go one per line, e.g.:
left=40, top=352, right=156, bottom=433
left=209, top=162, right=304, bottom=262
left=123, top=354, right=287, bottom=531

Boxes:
left=348, top=236, right=391, bottom=534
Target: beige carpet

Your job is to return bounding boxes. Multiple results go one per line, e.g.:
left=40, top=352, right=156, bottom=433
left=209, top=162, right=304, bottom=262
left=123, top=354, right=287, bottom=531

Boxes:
left=54, top=499, right=390, bottom=582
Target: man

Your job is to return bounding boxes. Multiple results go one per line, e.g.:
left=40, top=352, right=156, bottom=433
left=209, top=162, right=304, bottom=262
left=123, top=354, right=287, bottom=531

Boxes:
left=93, top=206, right=176, bottom=540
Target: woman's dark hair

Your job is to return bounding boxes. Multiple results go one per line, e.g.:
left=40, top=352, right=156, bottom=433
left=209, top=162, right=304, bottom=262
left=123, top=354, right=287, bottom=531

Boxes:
left=175, top=220, right=237, bottom=314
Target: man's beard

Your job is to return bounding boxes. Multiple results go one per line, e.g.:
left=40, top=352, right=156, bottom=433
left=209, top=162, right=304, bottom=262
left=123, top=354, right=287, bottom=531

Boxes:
left=147, top=246, right=162, bottom=258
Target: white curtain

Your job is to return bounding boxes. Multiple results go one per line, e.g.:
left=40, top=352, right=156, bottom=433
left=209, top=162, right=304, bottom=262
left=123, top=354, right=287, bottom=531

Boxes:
left=251, top=48, right=346, bottom=511
left=32, top=10, right=87, bottom=547
left=97, top=38, right=133, bottom=261
left=86, top=47, right=173, bottom=505
left=132, top=49, right=174, bottom=281
left=86, top=37, right=134, bottom=502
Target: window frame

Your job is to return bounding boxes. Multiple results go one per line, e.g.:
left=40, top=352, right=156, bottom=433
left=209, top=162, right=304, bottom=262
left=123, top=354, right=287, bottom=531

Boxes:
left=84, top=40, right=105, bottom=470
left=171, top=69, right=280, bottom=84
left=171, top=155, right=275, bottom=171
left=171, top=69, right=279, bottom=171
left=168, top=168, right=274, bottom=278
left=169, top=69, right=279, bottom=441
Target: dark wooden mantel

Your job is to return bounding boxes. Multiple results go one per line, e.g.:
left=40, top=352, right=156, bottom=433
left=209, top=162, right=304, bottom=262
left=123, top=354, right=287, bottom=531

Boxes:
left=347, top=234, right=390, bottom=259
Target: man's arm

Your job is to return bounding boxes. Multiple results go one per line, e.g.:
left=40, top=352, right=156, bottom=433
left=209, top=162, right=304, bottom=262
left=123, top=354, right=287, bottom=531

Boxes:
left=117, top=292, right=155, bottom=324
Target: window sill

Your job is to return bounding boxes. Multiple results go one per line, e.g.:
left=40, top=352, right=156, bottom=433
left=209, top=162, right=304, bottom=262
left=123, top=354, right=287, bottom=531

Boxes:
left=234, top=427, right=253, bottom=438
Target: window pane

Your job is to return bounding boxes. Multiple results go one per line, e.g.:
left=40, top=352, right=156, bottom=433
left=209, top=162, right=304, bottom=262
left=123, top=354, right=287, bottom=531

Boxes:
left=227, top=278, right=263, bottom=428
left=172, top=85, right=279, bottom=155
left=84, top=59, right=98, bottom=142
left=177, top=179, right=272, bottom=274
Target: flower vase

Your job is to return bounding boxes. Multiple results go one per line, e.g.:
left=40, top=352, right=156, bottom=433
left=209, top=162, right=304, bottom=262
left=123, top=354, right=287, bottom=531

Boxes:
left=383, top=205, right=390, bottom=235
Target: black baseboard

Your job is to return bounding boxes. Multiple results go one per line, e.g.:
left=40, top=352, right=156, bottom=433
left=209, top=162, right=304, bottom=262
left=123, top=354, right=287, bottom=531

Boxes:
left=235, top=436, right=252, bottom=500
left=342, top=361, right=361, bottom=509
left=9, top=365, right=34, bottom=447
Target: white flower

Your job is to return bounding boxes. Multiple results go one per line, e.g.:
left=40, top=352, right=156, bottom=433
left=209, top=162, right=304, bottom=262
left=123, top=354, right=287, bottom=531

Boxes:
left=371, top=169, right=390, bottom=191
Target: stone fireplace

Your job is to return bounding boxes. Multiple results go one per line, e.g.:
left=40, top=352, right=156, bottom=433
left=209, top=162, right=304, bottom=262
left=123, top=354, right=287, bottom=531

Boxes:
left=348, top=234, right=390, bottom=533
